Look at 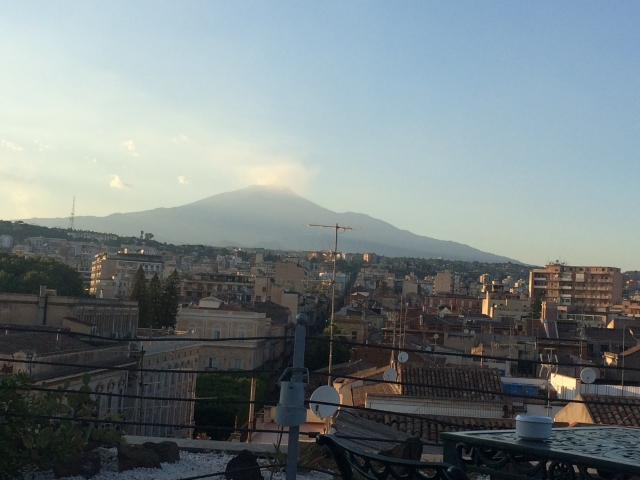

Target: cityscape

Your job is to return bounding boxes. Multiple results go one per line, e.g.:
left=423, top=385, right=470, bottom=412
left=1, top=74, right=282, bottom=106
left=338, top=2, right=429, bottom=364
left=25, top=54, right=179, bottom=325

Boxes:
left=2, top=2, right=640, bottom=480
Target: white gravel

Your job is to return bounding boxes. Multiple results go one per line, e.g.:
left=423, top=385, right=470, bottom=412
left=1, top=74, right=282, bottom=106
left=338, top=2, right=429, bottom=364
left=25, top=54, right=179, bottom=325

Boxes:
left=32, top=449, right=333, bottom=480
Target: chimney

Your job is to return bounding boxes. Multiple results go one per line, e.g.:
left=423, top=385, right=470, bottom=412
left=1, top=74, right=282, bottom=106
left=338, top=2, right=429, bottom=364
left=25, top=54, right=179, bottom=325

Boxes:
left=37, top=284, right=47, bottom=326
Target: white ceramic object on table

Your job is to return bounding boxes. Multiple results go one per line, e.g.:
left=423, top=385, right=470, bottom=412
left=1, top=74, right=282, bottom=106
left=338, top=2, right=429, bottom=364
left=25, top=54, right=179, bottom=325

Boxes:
left=515, top=415, right=553, bottom=440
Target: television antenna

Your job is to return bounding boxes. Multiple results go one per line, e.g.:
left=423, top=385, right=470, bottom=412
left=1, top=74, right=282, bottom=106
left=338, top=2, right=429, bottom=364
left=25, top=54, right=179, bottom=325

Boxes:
left=307, top=222, right=353, bottom=385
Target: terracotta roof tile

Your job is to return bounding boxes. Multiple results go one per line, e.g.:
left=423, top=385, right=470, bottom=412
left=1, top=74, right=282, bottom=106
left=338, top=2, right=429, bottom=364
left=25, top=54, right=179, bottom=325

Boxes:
left=400, top=364, right=504, bottom=400
left=581, top=394, right=640, bottom=426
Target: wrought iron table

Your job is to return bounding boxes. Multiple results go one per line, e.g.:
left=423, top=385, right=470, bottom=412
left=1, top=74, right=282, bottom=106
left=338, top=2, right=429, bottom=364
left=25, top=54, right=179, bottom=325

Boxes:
left=441, top=427, right=640, bottom=480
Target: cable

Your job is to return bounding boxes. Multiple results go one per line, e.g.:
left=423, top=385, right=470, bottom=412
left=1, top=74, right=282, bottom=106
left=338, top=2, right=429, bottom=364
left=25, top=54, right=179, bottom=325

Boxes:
left=0, top=355, right=279, bottom=375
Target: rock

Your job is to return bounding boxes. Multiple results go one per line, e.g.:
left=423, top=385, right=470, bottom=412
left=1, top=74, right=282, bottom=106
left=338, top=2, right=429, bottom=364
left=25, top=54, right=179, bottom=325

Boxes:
left=225, top=449, right=263, bottom=480
left=117, top=444, right=162, bottom=472
left=53, top=451, right=101, bottom=479
left=143, top=441, right=181, bottom=463
left=96, top=447, right=118, bottom=472
left=378, top=437, right=424, bottom=461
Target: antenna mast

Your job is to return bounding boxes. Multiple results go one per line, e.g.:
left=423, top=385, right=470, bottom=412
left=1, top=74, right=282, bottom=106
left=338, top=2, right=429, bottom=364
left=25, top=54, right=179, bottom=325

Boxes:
left=308, top=223, right=353, bottom=385
left=68, top=196, right=75, bottom=231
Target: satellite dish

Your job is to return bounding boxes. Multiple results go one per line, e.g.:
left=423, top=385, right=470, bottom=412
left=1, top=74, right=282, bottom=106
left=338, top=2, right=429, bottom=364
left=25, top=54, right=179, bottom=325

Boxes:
left=433, top=334, right=439, bottom=339
left=425, top=346, right=432, bottom=352
left=464, top=329, right=469, bottom=334
left=470, top=330, right=476, bottom=335
left=310, top=386, right=340, bottom=419
left=383, top=368, right=398, bottom=382
left=438, top=311, right=445, bottom=319
left=398, top=351, right=409, bottom=363
left=580, top=368, right=596, bottom=384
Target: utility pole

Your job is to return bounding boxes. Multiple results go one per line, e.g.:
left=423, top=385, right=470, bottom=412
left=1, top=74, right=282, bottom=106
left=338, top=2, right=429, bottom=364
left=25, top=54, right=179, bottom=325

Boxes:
left=307, top=223, right=352, bottom=385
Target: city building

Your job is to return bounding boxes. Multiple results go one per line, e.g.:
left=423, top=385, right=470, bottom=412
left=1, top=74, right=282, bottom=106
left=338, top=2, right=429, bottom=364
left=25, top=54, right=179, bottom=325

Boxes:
left=175, top=296, right=289, bottom=371
left=90, top=252, right=164, bottom=299
left=0, top=234, right=14, bottom=249
left=434, top=270, right=454, bottom=294
left=529, top=264, right=623, bottom=310
left=0, top=286, right=139, bottom=338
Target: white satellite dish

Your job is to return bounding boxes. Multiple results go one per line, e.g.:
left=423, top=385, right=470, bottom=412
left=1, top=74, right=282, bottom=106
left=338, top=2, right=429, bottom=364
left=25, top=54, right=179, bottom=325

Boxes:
left=464, top=329, right=469, bottom=334
left=438, top=311, right=445, bottom=319
left=310, top=385, right=340, bottom=419
left=425, top=346, right=432, bottom=352
left=398, top=351, right=409, bottom=363
left=383, top=368, right=398, bottom=382
left=433, top=334, right=439, bottom=339
left=470, top=330, right=476, bottom=335
left=580, top=368, right=596, bottom=384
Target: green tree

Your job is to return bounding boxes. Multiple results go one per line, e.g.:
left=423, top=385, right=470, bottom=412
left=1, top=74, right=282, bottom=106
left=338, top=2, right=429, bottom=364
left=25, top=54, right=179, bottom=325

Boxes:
left=0, top=253, right=84, bottom=296
left=148, top=273, right=163, bottom=329
left=530, top=292, right=545, bottom=319
left=129, top=267, right=150, bottom=327
left=375, top=279, right=391, bottom=298
left=304, top=333, right=351, bottom=372
left=193, top=373, right=270, bottom=440
left=144, top=232, right=154, bottom=241
left=160, top=269, right=181, bottom=329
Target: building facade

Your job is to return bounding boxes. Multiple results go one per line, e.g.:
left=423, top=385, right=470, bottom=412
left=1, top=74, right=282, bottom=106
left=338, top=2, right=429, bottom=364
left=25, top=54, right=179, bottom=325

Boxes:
left=529, top=264, right=622, bottom=310
left=90, top=252, right=164, bottom=299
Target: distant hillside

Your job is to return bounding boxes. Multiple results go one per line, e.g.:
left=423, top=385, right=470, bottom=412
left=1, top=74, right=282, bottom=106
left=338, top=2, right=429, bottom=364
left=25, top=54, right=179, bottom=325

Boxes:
left=22, top=185, right=520, bottom=263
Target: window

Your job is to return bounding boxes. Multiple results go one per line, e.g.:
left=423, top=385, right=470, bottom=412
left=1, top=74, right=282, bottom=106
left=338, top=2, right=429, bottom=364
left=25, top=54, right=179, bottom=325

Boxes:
left=351, top=331, right=358, bottom=341
left=208, top=358, right=218, bottom=369
left=213, top=329, right=221, bottom=340
left=238, top=326, right=246, bottom=339
left=233, top=358, right=242, bottom=370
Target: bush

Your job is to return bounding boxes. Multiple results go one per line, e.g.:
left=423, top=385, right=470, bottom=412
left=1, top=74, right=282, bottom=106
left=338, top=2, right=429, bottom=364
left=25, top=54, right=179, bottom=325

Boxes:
left=0, top=372, right=117, bottom=479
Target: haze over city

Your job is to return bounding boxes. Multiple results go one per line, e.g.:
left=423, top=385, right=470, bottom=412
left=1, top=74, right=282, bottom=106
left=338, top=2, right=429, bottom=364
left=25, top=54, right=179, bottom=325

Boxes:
left=1, top=2, right=639, bottom=268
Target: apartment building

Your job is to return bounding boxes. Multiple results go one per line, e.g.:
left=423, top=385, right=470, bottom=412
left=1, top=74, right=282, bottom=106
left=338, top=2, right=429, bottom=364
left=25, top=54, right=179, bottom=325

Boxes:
left=90, top=252, right=163, bottom=298
left=434, top=270, right=454, bottom=294
left=182, top=272, right=272, bottom=303
left=529, top=263, right=623, bottom=310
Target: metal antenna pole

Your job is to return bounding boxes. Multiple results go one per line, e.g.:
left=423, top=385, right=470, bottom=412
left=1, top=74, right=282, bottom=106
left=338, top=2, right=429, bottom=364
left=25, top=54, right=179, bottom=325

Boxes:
left=308, top=223, right=352, bottom=385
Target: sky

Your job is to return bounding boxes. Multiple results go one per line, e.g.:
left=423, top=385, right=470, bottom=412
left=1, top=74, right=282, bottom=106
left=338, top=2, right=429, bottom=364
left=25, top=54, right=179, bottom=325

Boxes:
left=1, top=2, right=639, bottom=269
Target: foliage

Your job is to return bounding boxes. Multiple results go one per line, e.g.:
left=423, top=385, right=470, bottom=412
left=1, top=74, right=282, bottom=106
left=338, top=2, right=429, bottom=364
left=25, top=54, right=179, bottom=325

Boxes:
left=0, top=373, right=99, bottom=478
left=159, top=269, right=181, bottom=329
left=304, top=333, right=351, bottom=372
left=530, top=291, right=545, bottom=319
left=129, top=268, right=181, bottom=330
left=148, top=273, right=163, bottom=328
left=193, top=373, right=270, bottom=441
left=0, top=252, right=84, bottom=296
left=375, top=279, right=391, bottom=298
left=129, top=267, right=150, bottom=327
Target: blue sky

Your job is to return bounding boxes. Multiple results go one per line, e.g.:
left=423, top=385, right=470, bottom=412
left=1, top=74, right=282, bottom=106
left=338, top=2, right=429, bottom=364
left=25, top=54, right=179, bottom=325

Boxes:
left=1, top=2, right=639, bottom=268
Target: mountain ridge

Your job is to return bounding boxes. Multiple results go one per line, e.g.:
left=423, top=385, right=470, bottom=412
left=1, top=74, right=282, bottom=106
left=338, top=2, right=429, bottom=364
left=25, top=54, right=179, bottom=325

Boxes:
left=22, top=185, right=520, bottom=263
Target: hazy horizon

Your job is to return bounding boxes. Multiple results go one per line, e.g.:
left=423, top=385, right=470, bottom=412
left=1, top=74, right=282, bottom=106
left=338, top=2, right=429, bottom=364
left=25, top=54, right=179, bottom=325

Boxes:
left=2, top=2, right=639, bottom=269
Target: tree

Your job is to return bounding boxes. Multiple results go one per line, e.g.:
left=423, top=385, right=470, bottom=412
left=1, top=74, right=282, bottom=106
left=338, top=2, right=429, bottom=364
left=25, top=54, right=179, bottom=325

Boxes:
left=0, top=253, right=84, bottom=296
left=160, top=269, right=181, bottom=329
left=129, top=267, right=150, bottom=328
left=304, top=333, right=350, bottom=372
left=144, top=232, right=154, bottom=241
left=148, top=273, right=163, bottom=329
left=375, top=279, right=391, bottom=298
left=530, top=292, right=545, bottom=320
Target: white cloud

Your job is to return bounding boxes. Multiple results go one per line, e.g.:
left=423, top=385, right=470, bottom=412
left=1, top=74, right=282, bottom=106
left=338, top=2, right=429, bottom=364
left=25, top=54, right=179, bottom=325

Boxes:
left=1, top=139, right=23, bottom=152
left=34, top=140, right=50, bottom=152
left=209, top=140, right=316, bottom=193
left=172, top=134, right=190, bottom=143
left=178, top=176, right=189, bottom=184
left=110, top=175, right=132, bottom=189
left=121, top=140, right=139, bottom=157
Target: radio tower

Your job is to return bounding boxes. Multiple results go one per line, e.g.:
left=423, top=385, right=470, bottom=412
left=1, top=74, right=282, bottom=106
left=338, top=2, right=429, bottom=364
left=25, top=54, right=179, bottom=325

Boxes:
left=68, top=196, right=75, bottom=231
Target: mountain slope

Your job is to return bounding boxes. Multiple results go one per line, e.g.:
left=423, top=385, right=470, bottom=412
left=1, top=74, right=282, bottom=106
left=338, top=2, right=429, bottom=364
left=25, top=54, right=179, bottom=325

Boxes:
left=23, top=185, right=519, bottom=263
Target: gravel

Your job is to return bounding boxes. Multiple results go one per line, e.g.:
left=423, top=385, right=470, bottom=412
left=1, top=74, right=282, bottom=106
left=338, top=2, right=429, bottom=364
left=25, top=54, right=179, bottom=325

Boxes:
left=32, top=449, right=333, bottom=480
